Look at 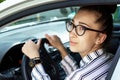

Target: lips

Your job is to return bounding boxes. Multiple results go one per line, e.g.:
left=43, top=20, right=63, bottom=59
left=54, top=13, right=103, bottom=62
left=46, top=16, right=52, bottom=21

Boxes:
left=70, top=40, right=77, bottom=46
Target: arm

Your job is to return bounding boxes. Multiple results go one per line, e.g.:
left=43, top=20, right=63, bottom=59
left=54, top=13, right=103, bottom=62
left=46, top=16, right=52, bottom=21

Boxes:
left=22, top=39, right=51, bottom=80
left=45, top=34, right=78, bottom=75
left=45, top=34, right=68, bottom=58
left=60, top=54, right=79, bottom=75
left=31, top=64, right=51, bottom=80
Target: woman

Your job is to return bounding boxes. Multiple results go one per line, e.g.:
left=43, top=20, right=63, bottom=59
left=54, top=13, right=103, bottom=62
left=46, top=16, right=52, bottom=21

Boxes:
left=22, top=5, right=117, bottom=80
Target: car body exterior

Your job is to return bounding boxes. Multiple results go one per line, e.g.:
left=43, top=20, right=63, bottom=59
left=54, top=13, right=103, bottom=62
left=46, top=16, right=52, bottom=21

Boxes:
left=0, top=0, right=120, bottom=80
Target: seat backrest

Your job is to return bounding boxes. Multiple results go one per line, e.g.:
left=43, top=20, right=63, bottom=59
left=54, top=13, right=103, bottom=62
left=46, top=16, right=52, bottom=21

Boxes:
left=105, top=37, right=120, bottom=54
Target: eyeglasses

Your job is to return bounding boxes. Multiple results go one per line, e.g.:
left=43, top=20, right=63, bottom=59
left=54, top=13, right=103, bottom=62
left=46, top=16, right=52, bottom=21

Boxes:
left=66, top=21, right=104, bottom=36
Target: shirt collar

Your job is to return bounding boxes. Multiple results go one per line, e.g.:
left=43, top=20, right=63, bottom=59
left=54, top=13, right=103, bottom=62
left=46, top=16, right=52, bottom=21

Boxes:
left=80, top=48, right=104, bottom=68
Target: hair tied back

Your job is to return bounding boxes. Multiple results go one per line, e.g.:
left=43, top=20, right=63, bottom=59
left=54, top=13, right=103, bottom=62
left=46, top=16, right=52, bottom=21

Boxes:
left=105, top=4, right=117, bottom=14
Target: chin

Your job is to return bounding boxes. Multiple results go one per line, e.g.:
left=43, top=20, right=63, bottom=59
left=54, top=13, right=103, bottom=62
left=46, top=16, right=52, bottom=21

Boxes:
left=70, top=47, right=79, bottom=53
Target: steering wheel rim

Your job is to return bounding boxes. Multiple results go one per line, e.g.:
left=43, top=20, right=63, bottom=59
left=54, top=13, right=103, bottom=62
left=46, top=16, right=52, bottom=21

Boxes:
left=22, top=55, right=32, bottom=80
left=21, top=38, right=60, bottom=80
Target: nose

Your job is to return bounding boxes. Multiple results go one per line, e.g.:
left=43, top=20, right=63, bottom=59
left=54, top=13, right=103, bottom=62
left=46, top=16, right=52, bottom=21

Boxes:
left=69, top=28, right=77, bottom=37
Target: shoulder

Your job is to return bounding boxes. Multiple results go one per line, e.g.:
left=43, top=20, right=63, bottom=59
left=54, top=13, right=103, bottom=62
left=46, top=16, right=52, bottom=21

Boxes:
left=77, top=52, right=113, bottom=79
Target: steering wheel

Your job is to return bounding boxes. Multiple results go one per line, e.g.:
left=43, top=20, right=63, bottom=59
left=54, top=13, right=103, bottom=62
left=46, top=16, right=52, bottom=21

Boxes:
left=21, top=38, right=60, bottom=80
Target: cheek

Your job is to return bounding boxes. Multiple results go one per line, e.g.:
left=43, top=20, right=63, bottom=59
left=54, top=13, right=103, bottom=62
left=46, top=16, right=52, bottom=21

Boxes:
left=70, top=34, right=97, bottom=53
left=69, top=37, right=88, bottom=53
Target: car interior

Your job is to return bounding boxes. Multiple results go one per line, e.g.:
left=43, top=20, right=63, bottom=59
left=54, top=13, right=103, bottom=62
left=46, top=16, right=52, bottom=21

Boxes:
left=0, top=0, right=120, bottom=80
left=0, top=14, right=119, bottom=80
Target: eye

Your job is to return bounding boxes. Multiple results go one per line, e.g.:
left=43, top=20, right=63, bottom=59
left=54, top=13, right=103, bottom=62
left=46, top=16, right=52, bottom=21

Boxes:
left=77, top=25, right=85, bottom=31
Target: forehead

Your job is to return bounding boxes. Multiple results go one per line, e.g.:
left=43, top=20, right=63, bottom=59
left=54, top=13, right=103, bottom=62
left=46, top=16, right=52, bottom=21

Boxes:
left=73, top=10, right=101, bottom=28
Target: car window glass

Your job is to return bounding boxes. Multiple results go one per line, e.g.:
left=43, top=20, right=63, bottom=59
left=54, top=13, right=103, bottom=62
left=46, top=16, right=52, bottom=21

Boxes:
left=0, top=5, right=119, bottom=43
left=4, top=7, right=79, bottom=27
left=0, top=7, right=79, bottom=43
left=1, top=5, right=120, bottom=32
left=113, top=5, right=120, bottom=23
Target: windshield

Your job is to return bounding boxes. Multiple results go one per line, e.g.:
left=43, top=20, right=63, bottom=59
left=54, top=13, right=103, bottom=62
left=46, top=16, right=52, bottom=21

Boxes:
left=0, top=7, right=78, bottom=33
left=1, top=5, right=120, bottom=33
left=0, top=7, right=80, bottom=44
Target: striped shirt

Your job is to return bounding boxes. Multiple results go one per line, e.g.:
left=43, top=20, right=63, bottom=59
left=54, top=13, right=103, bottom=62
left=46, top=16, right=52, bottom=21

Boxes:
left=31, top=49, right=113, bottom=80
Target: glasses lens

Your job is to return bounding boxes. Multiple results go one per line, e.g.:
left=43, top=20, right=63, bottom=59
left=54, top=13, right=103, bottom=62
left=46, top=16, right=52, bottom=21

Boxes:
left=66, top=22, right=73, bottom=32
left=76, top=25, right=85, bottom=36
left=66, top=21, right=86, bottom=36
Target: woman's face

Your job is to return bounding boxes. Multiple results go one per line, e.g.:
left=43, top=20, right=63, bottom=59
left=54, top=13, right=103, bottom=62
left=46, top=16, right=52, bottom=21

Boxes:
left=69, top=10, right=106, bottom=57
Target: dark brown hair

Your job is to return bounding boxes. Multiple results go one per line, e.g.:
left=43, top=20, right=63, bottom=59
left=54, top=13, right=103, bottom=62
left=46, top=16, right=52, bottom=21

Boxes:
left=80, top=5, right=117, bottom=47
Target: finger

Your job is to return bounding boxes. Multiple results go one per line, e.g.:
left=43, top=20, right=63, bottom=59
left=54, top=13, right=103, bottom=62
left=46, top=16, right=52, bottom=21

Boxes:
left=45, top=34, right=50, bottom=39
left=45, top=34, right=52, bottom=41
left=45, top=34, right=55, bottom=46
left=37, top=39, right=41, bottom=46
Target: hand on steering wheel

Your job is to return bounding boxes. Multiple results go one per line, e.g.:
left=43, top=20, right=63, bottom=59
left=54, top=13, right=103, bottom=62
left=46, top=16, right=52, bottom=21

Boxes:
left=21, top=38, right=60, bottom=80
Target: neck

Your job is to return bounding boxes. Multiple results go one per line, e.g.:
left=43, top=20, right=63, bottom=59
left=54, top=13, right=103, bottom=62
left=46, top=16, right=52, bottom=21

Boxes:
left=80, top=46, right=101, bottom=58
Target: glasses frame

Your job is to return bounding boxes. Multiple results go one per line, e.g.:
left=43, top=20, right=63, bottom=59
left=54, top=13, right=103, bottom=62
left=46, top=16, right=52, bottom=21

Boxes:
left=66, top=21, right=105, bottom=36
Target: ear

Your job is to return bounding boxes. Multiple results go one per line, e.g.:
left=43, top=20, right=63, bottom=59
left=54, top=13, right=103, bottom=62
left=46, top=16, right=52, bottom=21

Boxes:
left=95, top=33, right=107, bottom=44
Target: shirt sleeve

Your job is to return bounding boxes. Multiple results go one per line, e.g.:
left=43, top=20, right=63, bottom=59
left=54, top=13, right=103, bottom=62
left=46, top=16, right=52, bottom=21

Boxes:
left=60, top=54, right=79, bottom=75
left=31, top=64, right=51, bottom=80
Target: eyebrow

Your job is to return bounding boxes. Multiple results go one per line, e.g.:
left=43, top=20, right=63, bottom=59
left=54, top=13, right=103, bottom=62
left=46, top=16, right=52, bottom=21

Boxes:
left=72, top=19, right=90, bottom=27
